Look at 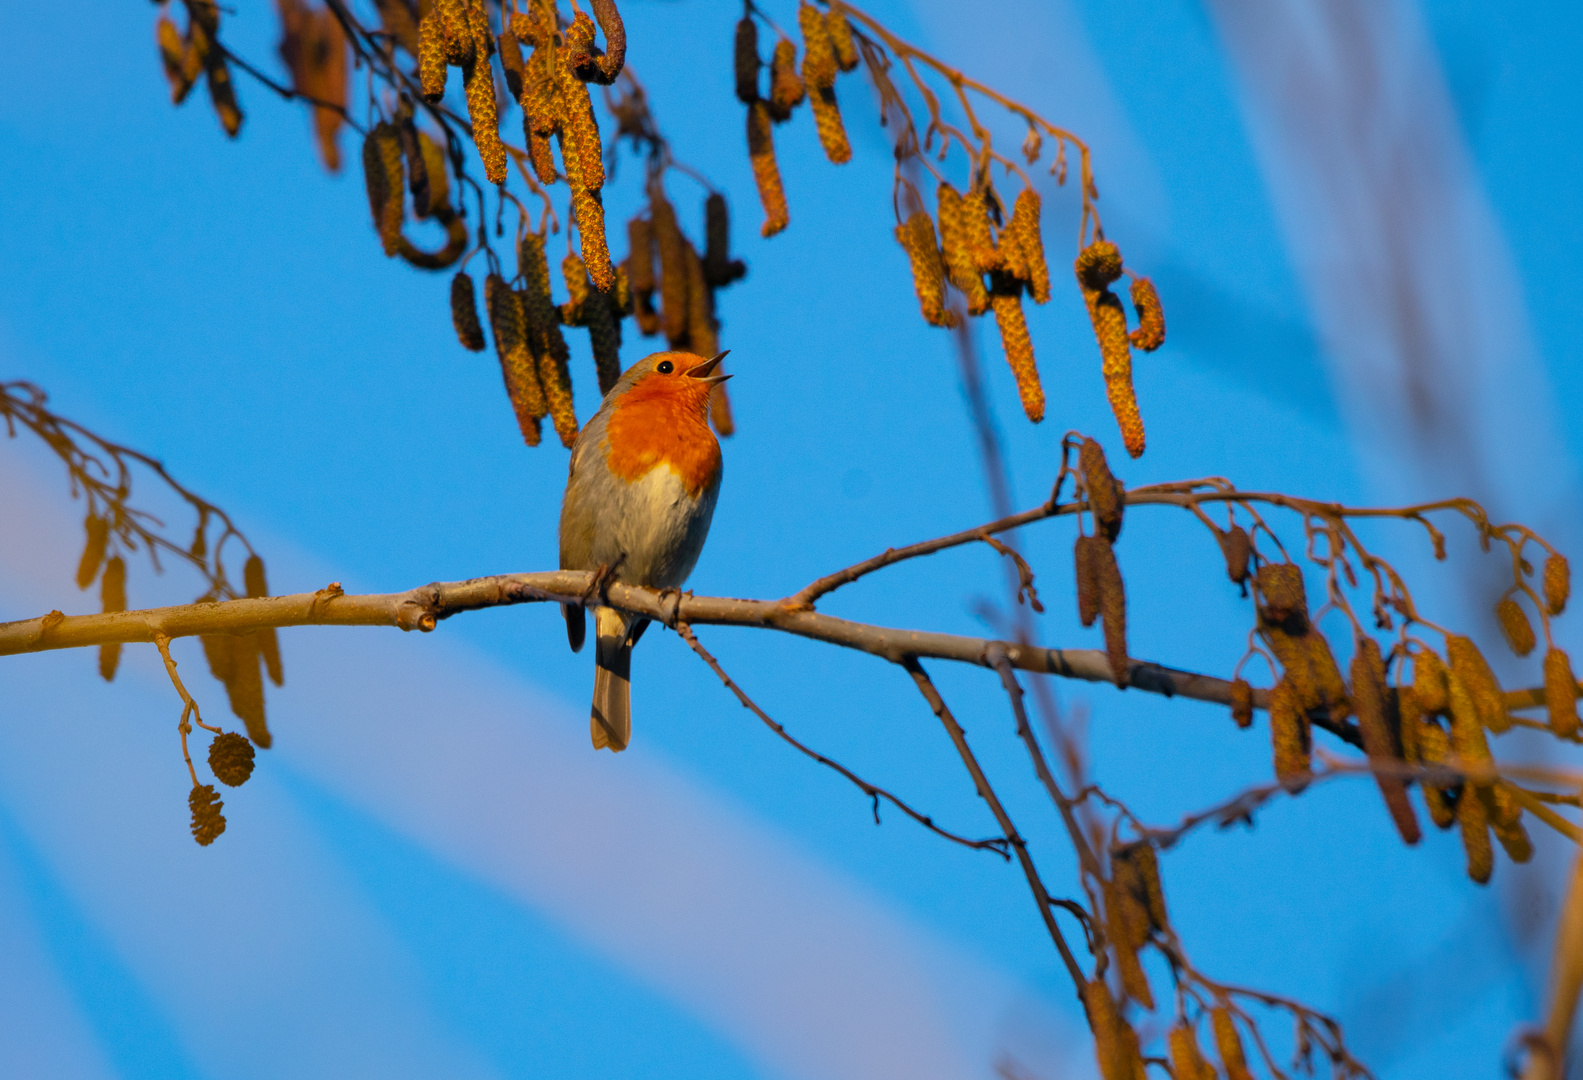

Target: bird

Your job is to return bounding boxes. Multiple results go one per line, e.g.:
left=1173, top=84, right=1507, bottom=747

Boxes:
left=559, top=350, right=731, bottom=752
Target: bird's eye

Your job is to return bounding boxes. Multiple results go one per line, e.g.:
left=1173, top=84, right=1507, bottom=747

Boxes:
left=656, top=360, right=674, bottom=374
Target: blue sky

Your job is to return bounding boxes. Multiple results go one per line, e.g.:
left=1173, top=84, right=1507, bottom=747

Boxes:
left=2, top=1, right=1581, bottom=1077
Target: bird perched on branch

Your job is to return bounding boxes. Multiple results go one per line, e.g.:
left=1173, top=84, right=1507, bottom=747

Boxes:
left=559, top=350, right=731, bottom=751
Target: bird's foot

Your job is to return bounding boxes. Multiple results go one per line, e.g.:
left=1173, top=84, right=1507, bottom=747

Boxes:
left=656, top=587, right=688, bottom=628
left=582, top=557, right=625, bottom=606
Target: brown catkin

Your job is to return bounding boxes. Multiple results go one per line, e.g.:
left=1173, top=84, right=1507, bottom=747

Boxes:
left=1087, top=289, right=1144, bottom=458
left=1105, top=878, right=1154, bottom=1008
left=1230, top=678, right=1253, bottom=729
left=463, top=51, right=507, bottom=184
left=937, top=183, right=989, bottom=315
left=1493, top=813, right=1534, bottom=864
left=1083, top=980, right=1143, bottom=1080
left=747, top=101, right=790, bottom=237
left=1416, top=720, right=1458, bottom=829
left=1075, top=240, right=1124, bottom=292
left=418, top=8, right=447, bottom=101
left=518, top=233, right=578, bottom=447
left=587, top=295, right=623, bottom=395
left=484, top=271, right=543, bottom=446
left=767, top=39, right=805, bottom=120
left=1545, top=647, right=1580, bottom=738
left=1256, top=563, right=1308, bottom=629
left=362, top=122, right=405, bottom=256
left=1005, top=188, right=1050, bottom=304
left=1094, top=537, right=1129, bottom=687
left=1270, top=678, right=1310, bottom=792
left=1544, top=553, right=1571, bottom=615
left=1414, top=648, right=1450, bottom=714
left=827, top=9, right=859, bottom=71
left=1496, top=597, right=1537, bottom=657
left=702, top=193, right=746, bottom=287
left=627, top=216, right=656, bottom=293
left=189, top=784, right=226, bottom=846
left=1075, top=534, right=1103, bottom=628
left=1457, top=772, right=1494, bottom=884
left=808, top=84, right=851, bottom=164
left=1128, top=277, right=1165, bottom=352
left=895, top=212, right=956, bottom=329
left=243, top=554, right=282, bottom=688
left=682, top=238, right=719, bottom=358
left=450, top=271, right=487, bottom=351
left=1352, top=636, right=1422, bottom=845
left=1080, top=438, right=1124, bottom=541
left=228, top=635, right=270, bottom=747
left=1447, top=635, right=1510, bottom=733
left=1220, top=525, right=1252, bottom=586
left=734, top=16, right=760, bottom=103
left=1211, top=1009, right=1253, bottom=1080
left=1168, top=1025, right=1214, bottom=1080
left=157, top=16, right=194, bottom=103
left=798, top=3, right=837, bottom=90
left=208, top=731, right=256, bottom=787
left=497, top=26, right=526, bottom=98
left=76, top=514, right=109, bottom=589
left=989, top=281, right=1043, bottom=423
left=98, top=555, right=126, bottom=682
left=651, top=193, right=690, bottom=343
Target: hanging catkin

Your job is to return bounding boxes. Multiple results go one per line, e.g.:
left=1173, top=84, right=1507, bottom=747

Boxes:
left=1544, top=553, right=1571, bottom=615
left=895, top=212, right=955, bottom=328
left=1545, top=647, right=1580, bottom=738
left=1495, top=597, right=1536, bottom=657
left=1128, top=277, right=1165, bottom=351
left=651, top=192, right=690, bottom=344
left=484, top=271, right=544, bottom=446
left=98, top=555, right=126, bottom=682
left=1447, top=634, right=1509, bottom=733
left=362, top=122, right=405, bottom=256
left=747, top=101, right=790, bottom=237
left=937, top=183, right=989, bottom=315
left=734, top=16, right=760, bottom=103
left=989, top=276, right=1044, bottom=423
left=1351, top=636, right=1422, bottom=845
left=518, top=232, right=578, bottom=447
left=450, top=271, right=487, bottom=351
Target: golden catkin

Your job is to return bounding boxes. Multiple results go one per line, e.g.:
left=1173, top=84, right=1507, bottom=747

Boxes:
left=556, top=59, right=605, bottom=192
left=1080, top=438, right=1124, bottom=540
left=1230, top=678, right=1254, bottom=728
left=450, top=271, right=487, bottom=351
left=962, top=188, right=1001, bottom=274
left=1544, top=553, right=1571, bottom=615
left=1083, top=980, right=1144, bottom=1080
left=798, top=3, right=837, bottom=90
left=561, top=253, right=592, bottom=325
left=1220, top=525, right=1252, bottom=586
left=1094, top=536, right=1129, bottom=688
left=1396, top=685, right=1423, bottom=764
left=418, top=8, right=447, bottom=101
left=484, top=271, right=544, bottom=446
left=1075, top=240, right=1124, bottom=292
left=205, top=54, right=244, bottom=138
left=1128, top=277, right=1165, bottom=352
left=1352, top=637, right=1422, bottom=845
left=497, top=26, right=526, bottom=99
left=808, top=84, right=851, bottom=164
left=937, top=183, right=989, bottom=315
left=990, top=282, right=1044, bottom=423
left=827, top=9, right=860, bottom=71
left=572, top=184, right=616, bottom=292
left=1005, top=188, right=1050, bottom=304
left=189, top=784, right=226, bottom=847
left=1075, top=534, right=1103, bottom=628
left=1113, top=840, right=1168, bottom=931
left=208, top=731, right=256, bottom=788
left=418, top=132, right=451, bottom=210
left=243, top=553, right=283, bottom=688
left=462, top=50, right=507, bottom=185
left=1168, top=1025, right=1214, bottom=1080
left=77, top=514, right=109, bottom=589
left=768, top=39, right=806, bottom=120
left=1447, top=634, right=1510, bottom=733
left=362, top=122, right=405, bottom=256
left=1087, top=289, right=1144, bottom=458
left=1496, top=597, right=1537, bottom=657
left=1416, top=720, right=1458, bottom=829
left=1457, top=773, right=1494, bottom=884
left=734, top=16, right=760, bottom=103
left=157, top=16, right=193, bottom=103
left=1104, top=878, right=1154, bottom=1008
left=651, top=193, right=690, bottom=344
left=1544, top=647, right=1580, bottom=738
left=1493, top=813, right=1534, bottom=864
left=1414, top=648, right=1450, bottom=714
left=521, top=50, right=559, bottom=184
left=895, top=212, right=956, bottom=328
left=98, top=555, right=126, bottom=682
left=1210, top=1009, right=1253, bottom=1080
left=438, top=0, right=473, bottom=64
left=747, top=101, right=790, bottom=237
left=1270, top=678, right=1310, bottom=792
left=518, top=233, right=578, bottom=447
left=1256, top=562, right=1308, bottom=628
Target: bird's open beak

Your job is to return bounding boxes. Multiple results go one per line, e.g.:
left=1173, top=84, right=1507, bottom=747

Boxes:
left=685, top=351, right=733, bottom=385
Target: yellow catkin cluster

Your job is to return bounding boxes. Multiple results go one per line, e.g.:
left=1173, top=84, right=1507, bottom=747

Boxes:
left=1396, top=684, right=1422, bottom=763
left=1083, top=980, right=1145, bottom=1080
left=768, top=39, right=806, bottom=120
left=1211, top=1009, right=1253, bottom=1080
left=451, top=271, right=487, bottom=351
left=556, top=57, right=605, bottom=191
left=1269, top=678, right=1310, bottom=791
left=796, top=5, right=850, bottom=163
left=1544, top=553, right=1571, bottom=615
left=98, top=555, right=126, bottom=682
left=1094, top=536, right=1129, bottom=687
left=1351, top=636, right=1422, bottom=845
left=1220, top=524, right=1252, bottom=585
left=518, top=233, right=579, bottom=447
left=735, top=16, right=760, bottom=103
left=1168, top=1025, right=1215, bottom=1080
left=189, top=784, right=226, bottom=846
left=1545, top=647, right=1580, bottom=738
left=243, top=553, right=283, bottom=687
left=1264, top=626, right=1349, bottom=719
left=1000, top=189, right=1051, bottom=304
left=418, top=8, right=447, bottom=100
left=521, top=44, right=559, bottom=184
left=989, top=280, right=1044, bottom=423
left=937, top=184, right=990, bottom=315
left=1080, top=437, right=1124, bottom=539
left=1496, top=596, right=1536, bottom=657
left=1127, top=277, right=1165, bottom=352
left=747, top=102, right=790, bottom=237
left=1415, top=720, right=1457, bottom=829
left=1230, top=678, right=1253, bottom=728
left=1447, top=634, right=1509, bottom=733
left=895, top=212, right=956, bottom=328
left=827, top=9, right=860, bottom=71
left=1075, top=535, right=1103, bottom=628
left=208, top=732, right=256, bottom=788
left=1114, top=840, right=1167, bottom=930
left=1446, top=670, right=1498, bottom=882
left=362, top=122, right=405, bottom=256
left=484, top=271, right=544, bottom=447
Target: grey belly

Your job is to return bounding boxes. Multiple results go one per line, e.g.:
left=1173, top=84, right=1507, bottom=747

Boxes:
left=560, top=462, right=719, bottom=588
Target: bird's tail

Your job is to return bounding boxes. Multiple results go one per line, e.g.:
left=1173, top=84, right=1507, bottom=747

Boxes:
left=591, top=607, right=638, bottom=752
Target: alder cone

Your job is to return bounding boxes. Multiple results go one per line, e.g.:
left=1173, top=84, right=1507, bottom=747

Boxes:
left=189, top=784, right=226, bottom=847
left=746, top=102, right=789, bottom=237
left=1544, top=647, right=1580, bottom=738
left=1127, top=277, right=1165, bottom=352
left=450, top=271, right=487, bottom=351
left=208, top=731, right=256, bottom=787
left=1495, top=597, right=1536, bottom=657
left=1351, top=636, right=1421, bottom=845
left=989, top=280, right=1043, bottom=423
left=1544, top=552, right=1570, bottom=615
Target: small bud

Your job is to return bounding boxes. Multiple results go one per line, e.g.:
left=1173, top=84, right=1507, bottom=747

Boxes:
left=1219, top=525, right=1252, bottom=586
left=1544, top=553, right=1570, bottom=616
left=1495, top=597, right=1536, bottom=657
left=1544, top=647, right=1580, bottom=739
left=208, top=731, right=256, bottom=787
left=1230, top=678, right=1253, bottom=729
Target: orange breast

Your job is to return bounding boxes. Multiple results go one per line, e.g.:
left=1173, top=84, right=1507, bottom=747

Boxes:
left=604, top=380, right=721, bottom=497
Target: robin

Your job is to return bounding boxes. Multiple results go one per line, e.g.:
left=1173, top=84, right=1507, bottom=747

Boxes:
left=559, top=350, right=731, bottom=751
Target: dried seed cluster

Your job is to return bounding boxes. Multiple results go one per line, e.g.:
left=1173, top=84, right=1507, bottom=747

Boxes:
left=156, top=1, right=244, bottom=137
left=1071, top=439, right=1129, bottom=686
